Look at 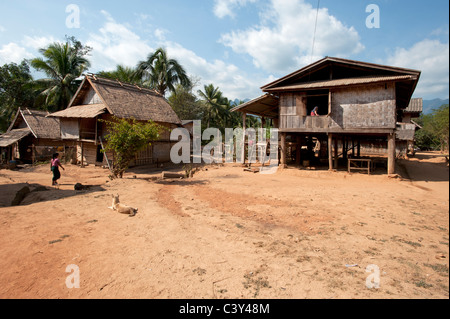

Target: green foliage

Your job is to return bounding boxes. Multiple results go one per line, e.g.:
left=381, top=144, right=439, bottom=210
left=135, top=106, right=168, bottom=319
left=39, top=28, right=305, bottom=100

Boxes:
left=101, top=117, right=163, bottom=178
left=97, top=65, right=142, bottom=85
left=415, top=104, right=449, bottom=151
left=135, top=47, right=191, bottom=96
left=197, top=84, right=230, bottom=129
left=31, top=36, right=91, bottom=112
left=0, top=60, right=36, bottom=132
left=168, top=83, right=205, bottom=121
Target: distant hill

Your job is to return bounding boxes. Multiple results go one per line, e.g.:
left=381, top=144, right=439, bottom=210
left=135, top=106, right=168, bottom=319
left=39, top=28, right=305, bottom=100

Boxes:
left=423, top=98, right=449, bottom=114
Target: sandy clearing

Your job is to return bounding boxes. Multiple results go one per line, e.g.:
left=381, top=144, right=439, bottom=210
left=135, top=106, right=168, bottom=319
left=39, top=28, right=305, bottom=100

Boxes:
left=0, top=152, right=448, bottom=299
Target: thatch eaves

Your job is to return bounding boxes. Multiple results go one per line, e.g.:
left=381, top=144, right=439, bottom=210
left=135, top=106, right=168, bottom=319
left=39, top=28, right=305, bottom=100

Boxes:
left=66, top=75, right=182, bottom=125
left=49, top=104, right=107, bottom=119
left=7, top=108, right=60, bottom=140
left=0, top=127, right=31, bottom=147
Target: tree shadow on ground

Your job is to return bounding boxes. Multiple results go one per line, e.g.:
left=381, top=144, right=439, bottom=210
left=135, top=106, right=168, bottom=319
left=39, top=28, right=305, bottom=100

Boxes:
left=0, top=183, right=106, bottom=208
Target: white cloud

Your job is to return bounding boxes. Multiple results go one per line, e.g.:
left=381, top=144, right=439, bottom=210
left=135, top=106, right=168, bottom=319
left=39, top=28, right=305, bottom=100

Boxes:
left=213, top=0, right=257, bottom=19
left=86, top=11, right=152, bottom=71
left=220, top=0, right=364, bottom=74
left=385, top=39, right=449, bottom=99
left=164, top=41, right=268, bottom=99
left=0, top=42, right=34, bottom=65
left=22, top=35, right=57, bottom=50
left=84, top=10, right=264, bottom=99
left=154, top=28, right=170, bottom=41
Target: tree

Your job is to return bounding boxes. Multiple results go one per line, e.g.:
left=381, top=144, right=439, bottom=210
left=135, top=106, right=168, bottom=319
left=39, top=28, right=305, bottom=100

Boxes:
left=97, top=65, right=141, bottom=85
left=135, top=47, right=191, bottom=97
left=101, top=117, right=163, bottom=178
left=31, top=36, right=91, bottom=112
left=0, top=60, right=36, bottom=132
left=197, top=84, right=229, bottom=128
left=415, top=104, right=449, bottom=151
left=167, top=82, right=205, bottom=121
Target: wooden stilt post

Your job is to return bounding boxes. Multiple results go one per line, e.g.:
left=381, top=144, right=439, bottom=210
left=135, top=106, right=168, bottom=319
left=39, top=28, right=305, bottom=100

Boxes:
left=328, top=134, right=333, bottom=170
left=357, top=139, right=361, bottom=158
left=280, top=132, right=287, bottom=168
left=242, top=113, right=247, bottom=163
left=388, top=133, right=396, bottom=175
left=80, top=141, right=85, bottom=168
left=296, top=135, right=301, bottom=166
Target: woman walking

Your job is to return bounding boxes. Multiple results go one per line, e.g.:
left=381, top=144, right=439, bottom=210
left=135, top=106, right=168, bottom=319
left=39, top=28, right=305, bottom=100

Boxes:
left=51, top=153, right=65, bottom=186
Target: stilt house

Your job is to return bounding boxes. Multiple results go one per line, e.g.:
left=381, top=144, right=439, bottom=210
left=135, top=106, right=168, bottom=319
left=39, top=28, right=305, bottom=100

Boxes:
left=231, top=57, right=422, bottom=174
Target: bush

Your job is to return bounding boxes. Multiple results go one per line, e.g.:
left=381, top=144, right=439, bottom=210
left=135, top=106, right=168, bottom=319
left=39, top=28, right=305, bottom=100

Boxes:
left=101, top=117, right=163, bottom=178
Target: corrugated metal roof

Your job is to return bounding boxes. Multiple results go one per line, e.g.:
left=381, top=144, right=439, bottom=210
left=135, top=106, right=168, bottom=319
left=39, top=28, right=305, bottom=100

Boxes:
left=0, top=128, right=31, bottom=147
left=49, top=104, right=107, bottom=119
left=261, top=56, right=421, bottom=91
left=264, top=75, right=415, bottom=92
left=230, top=94, right=279, bottom=118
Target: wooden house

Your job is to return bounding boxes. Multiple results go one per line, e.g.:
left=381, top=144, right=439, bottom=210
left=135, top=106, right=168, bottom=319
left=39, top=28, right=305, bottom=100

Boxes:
left=396, top=98, right=423, bottom=156
left=0, top=108, right=63, bottom=164
left=231, top=57, right=421, bottom=174
left=49, top=74, right=182, bottom=167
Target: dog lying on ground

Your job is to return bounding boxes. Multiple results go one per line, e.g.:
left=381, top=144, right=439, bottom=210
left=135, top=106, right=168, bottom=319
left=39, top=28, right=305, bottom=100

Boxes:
left=108, top=194, right=138, bottom=217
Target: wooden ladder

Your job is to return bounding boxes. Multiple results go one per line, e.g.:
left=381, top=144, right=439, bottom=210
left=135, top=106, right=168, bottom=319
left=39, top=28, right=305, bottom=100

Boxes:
left=98, top=137, right=112, bottom=172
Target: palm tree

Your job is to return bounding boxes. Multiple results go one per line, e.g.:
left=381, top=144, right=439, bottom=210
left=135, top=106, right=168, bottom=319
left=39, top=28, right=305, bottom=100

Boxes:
left=197, top=84, right=229, bottom=128
left=135, top=47, right=191, bottom=97
left=97, top=65, right=141, bottom=85
left=31, top=39, right=91, bottom=111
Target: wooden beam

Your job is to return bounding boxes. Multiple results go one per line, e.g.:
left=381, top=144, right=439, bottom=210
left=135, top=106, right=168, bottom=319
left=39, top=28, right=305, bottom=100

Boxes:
left=296, top=135, right=301, bottom=166
left=280, top=132, right=287, bottom=168
left=328, top=91, right=332, bottom=116
left=388, top=133, right=396, bottom=174
left=328, top=134, right=333, bottom=170
left=242, top=113, right=247, bottom=163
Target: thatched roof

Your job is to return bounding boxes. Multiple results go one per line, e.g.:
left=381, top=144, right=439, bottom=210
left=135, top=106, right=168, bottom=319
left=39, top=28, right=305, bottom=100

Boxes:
left=63, top=75, right=181, bottom=125
left=0, top=128, right=31, bottom=147
left=50, top=104, right=106, bottom=119
left=7, top=108, right=60, bottom=140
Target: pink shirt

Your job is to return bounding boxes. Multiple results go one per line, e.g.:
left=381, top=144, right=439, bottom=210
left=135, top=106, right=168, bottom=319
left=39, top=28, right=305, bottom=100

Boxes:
left=51, top=158, right=60, bottom=167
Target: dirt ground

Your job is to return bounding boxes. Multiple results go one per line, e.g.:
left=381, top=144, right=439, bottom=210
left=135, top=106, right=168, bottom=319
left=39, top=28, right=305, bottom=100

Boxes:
left=0, top=152, right=448, bottom=299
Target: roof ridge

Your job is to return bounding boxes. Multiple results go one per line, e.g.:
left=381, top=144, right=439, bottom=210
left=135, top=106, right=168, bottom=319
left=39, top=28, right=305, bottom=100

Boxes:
left=88, top=74, right=163, bottom=97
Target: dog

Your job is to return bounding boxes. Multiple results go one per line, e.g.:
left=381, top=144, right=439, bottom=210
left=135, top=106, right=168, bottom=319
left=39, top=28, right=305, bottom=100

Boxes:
left=108, top=194, right=138, bottom=217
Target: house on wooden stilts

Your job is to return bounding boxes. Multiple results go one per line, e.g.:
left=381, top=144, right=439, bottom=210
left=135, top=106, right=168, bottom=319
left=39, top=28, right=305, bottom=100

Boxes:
left=231, top=57, right=422, bottom=175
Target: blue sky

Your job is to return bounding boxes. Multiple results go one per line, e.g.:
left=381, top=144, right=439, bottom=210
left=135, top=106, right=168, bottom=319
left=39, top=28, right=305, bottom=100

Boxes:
left=0, top=0, right=448, bottom=100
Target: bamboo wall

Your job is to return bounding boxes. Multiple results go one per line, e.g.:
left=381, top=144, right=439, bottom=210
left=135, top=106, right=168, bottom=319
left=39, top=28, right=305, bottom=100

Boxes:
left=330, top=83, right=396, bottom=129
left=279, top=83, right=397, bottom=132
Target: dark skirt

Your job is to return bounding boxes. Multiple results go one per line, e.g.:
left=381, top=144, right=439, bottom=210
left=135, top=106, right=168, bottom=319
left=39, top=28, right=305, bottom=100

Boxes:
left=52, top=166, right=61, bottom=182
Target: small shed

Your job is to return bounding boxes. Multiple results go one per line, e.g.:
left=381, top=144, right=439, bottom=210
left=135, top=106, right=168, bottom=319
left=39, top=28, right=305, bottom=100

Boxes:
left=0, top=108, right=63, bottom=164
